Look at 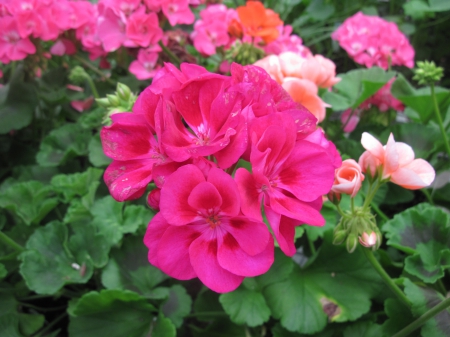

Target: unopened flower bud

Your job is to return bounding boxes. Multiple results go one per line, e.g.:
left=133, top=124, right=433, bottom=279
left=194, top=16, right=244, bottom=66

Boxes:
left=413, top=60, right=444, bottom=85
left=358, top=231, right=377, bottom=248
left=116, top=83, right=132, bottom=101
left=346, top=233, right=358, bottom=253
left=147, top=188, right=161, bottom=211
left=107, top=94, right=120, bottom=106
left=96, top=97, right=110, bottom=108
left=69, top=66, right=88, bottom=84
left=333, top=229, right=347, bottom=245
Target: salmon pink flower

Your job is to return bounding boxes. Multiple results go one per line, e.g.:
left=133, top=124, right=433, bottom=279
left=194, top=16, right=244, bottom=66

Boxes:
left=359, top=132, right=435, bottom=189
left=144, top=165, right=274, bottom=293
left=331, top=159, right=364, bottom=198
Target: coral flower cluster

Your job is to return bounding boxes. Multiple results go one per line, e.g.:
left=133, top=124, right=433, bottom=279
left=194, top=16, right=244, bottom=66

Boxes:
left=254, top=52, right=340, bottom=122
left=332, top=12, right=414, bottom=69
left=100, top=63, right=341, bottom=292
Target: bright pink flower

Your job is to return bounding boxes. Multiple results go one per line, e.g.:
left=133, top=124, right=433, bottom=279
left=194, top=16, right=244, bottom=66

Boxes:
left=102, top=0, right=142, bottom=17
left=264, top=25, right=311, bottom=57
left=235, top=113, right=336, bottom=256
left=50, top=38, right=76, bottom=56
left=144, top=165, right=274, bottom=293
left=97, top=5, right=132, bottom=51
left=331, top=159, right=364, bottom=198
left=71, top=96, right=94, bottom=112
left=359, top=132, right=435, bottom=189
left=341, top=108, right=361, bottom=133
left=0, top=16, right=36, bottom=61
left=361, top=79, right=404, bottom=112
left=129, top=48, right=160, bottom=80
left=161, top=0, right=194, bottom=26
left=332, top=12, right=414, bottom=69
left=126, top=6, right=162, bottom=47
left=147, top=188, right=161, bottom=211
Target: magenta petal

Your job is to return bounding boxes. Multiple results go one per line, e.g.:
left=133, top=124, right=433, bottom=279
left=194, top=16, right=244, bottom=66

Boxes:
left=217, top=232, right=274, bottom=277
left=189, top=235, right=244, bottom=293
left=160, top=164, right=205, bottom=225
left=157, top=225, right=199, bottom=280
left=143, top=213, right=170, bottom=268
left=235, top=168, right=263, bottom=221
left=225, top=217, right=271, bottom=256
left=104, top=159, right=154, bottom=201
left=207, top=168, right=240, bottom=216
left=265, top=207, right=297, bottom=256
left=188, top=182, right=223, bottom=211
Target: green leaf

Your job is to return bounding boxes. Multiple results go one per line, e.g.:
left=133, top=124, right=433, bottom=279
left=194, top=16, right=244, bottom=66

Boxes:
left=305, top=0, right=335, bottom=21
left=190, top=317, right=246, bottom=337
left=193, top=289, right=224, bottom=322
left=0, top=181, right=58, bottom=225
left=91, top=196, right=152, bottom=246
left=219, top=286, right=271, bottom=327
left=404, top=279, right=450, bottom=336
left=88, top=132, right=112, bottom=167
left=383, top=203, right=450, bottom=283
left=36, top=124, right=92, bottom=167
left=391, top=74, right=450, bottom=123
left=19, top=221, right=95, bottom=294
left=0, top=263, right=6, bottom=279
left=68, top=289, right=156, bottom=337
left=343, top=321, right=382, bottom=337
left=381, top=183, right=415, bottom=206
left=256, top=248, right=294, bottom=288
left=101, top=235, right=168, bottom=295
left=0, top=67, right=37, bottom=134
left=264, top=233, right=383, bottom=334
left=17, top=314, right=45, bottom=336
left=305, top=202, right=338, bottom=242
left=382, top=298, right=415, bottom=336
left=404, top=0, right=431, bottom=19
left=271, top=323, right=335, bottom=337
left=327, top=68, right=396, bottom=111
left=152, top=313, right=176, bottom=337
left=162, top=285, right=192, bottom=328
left=0, top=314, right=25, bottom=337
left=429, top=0, right=450, bottom=11
left=51, top=167, right=103, bottom=203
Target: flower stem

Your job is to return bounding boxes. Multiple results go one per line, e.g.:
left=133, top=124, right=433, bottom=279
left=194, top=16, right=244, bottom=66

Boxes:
left=430, top=83, right=450, bottom=156
left=392, top=296, right=450, bottom=337
left=72, top=54, right=115, bottom=85
left=0, top=231, right=24, bottom=253
left=421, top=188, right=434, bottom=205
left=362, top=248, right=411, bottom=308
left=370, top=202, right=389, bottom=222
left=33, top=312, right=67, bottom=337
left=306, top=231, right=317, bottom=255
left=158, top=41, right=181, bottom=67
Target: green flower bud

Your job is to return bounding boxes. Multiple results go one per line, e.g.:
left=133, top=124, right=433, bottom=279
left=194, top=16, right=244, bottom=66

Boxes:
left=69, top=66, right=89, bottom=85
left=95, top=97, right=110, bottom=108
left=333, top=229, right=348, bottom=245
left=413, top=61, right=444, bottom=85
left=346, top=233, right=358, bottom=253
left=116, top=83, right=132, bottom=101
left=107, top=94, right=120, bottom=106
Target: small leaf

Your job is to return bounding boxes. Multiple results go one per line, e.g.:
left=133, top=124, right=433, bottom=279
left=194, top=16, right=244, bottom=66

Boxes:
left=0, top=314, right=25, bottom=337
left=17, top=314, right=45, bottom=336
left=343, top=321, right=382, bottom=337
left=88, top=133, right=112, bottom=167
left=382, top=298, right=415, bottom=336
left=0, top=181, right=58, bottom=225
left=68, top=289, right=156, bottom=337
left=0, top=263, right=7, bottom=279
left=152, top=313, right=176, bottom=337
left=162, top=285, right=192, bottom=328
left=219, top=286, right=271, bottom=327
left=36, top=124, right=91, bottom=167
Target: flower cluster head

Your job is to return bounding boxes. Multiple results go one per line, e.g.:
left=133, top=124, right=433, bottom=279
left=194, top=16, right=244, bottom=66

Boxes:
left=100, top=62, right=341, bottom=292
left=413, top=60, right=444, bottom=85
left=332, top=12, right=414, bottom=70
left=359, top=132, right=435, bottom=189
left=191, top=1, right=308, bottom=58
left=254, top=52, right=340, bottom=122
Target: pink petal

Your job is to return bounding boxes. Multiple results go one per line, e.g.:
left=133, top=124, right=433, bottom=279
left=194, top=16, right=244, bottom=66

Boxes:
left=217, top=232, right=274, bottom=277
left=160, top=164, right=205, bottom=226
left=143, top=213, right=171, bottom=267
left=189, top=235, right=244, bottom=293
left=235, top=168, right=263, bottom=221
left=157, top=225, right=200, bottom=280
left=390, top=159, right=435, bottom=190
left=224, top=217, right=271, bottom=256
left=361, top=132, right=384, bottom=161
left=265, top=208, right=298, bottom=256
left=188, top=181, right=223, bottom=211
left=384, top=133, right=399, bottom=176
left=207, top=168, right=240, bottom=217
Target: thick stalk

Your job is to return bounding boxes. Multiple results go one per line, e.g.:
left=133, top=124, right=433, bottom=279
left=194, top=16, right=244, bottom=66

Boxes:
left=430, top=83, right=450, bottom=156
left=158, top=41, right=181, bottom=67
left=0, top=231, right=24, bottom=253
left=362, top=248, right=411, bottom=308
left=392, top=297, right=450, bottom=337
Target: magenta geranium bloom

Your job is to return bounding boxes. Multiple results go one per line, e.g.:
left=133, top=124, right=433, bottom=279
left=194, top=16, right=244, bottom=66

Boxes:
left=144, top=165, right=274, bottom=293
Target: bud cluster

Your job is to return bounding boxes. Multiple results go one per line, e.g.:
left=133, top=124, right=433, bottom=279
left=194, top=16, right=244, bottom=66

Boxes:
left=413, top=60, right=444, bottom=85
left=225, top=41, right=265, bottom=66
left=96, top=83, right=137, bottom=124
left=333, top=207, right=381, bottom=253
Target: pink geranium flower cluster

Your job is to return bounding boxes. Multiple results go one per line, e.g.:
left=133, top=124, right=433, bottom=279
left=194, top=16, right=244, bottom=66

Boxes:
left=332, top=12, right=414, bottom=69
left=191, top=4, right=310, bottom=57
left=100, top=63, right=341, bottom=292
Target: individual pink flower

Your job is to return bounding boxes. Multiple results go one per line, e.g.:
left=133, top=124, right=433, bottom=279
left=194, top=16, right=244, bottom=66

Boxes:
left=144, top=165, right=274, bottom=293
left=129, top=48, right=160, bottom=80
left=97, top=5, right=132, bottom=51
left=359, top=231, right=378, bottom=248
left=102, top=0, right=142, bottom=17
left=331, top=159, right=364, bottom=198
left=126, top=6, right=162, bottom=47
left=264, top=25, right=311, bottom=57
left=0, top=16, right=36, bottom=62
left=298, top=54, right=340, bottom=88
left=359, top=132, right=435, bottom=189
left=235, top=113, right=336, bottom=256
left=341, top=108, right=361, bottom=133
left=161, top=0, right=194, bottom=26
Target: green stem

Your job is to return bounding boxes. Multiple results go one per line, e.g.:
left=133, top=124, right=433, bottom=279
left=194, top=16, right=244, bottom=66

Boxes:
left=392, top=296, right=450, bottom=337
left=72, top=54, right=115, bottom=85
left=431, top=83, right=450, bottom=156
left=363, top=179, right=381, bottom=211
left=370, top=202, right=389, bottom=222
left=0, top=231, right=24, bottom=253
left=33, top=312, right=67, bottom=337
left=350, top=197, right=355, bottom=213
left=436, top=278, right=446, bottom=295
left=335, top=204, right=346, bottom=217
left=306, top=231, right=317, bottom=255
left=85, top=76, right=99, bottom=99
left=421, top=188, right=434, bottom=205
left=362, top=248, right=411, bottom=308
left=19, top=303, right=67, bottom=312
left=158, top=41, right=181, bottom=67
left=0, top=251, right=21, bottom=261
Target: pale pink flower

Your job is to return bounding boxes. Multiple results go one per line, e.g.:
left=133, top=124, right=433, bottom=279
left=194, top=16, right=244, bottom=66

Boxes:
left=126, top=6, right=162, bottom=47
left=129, top=48, right=160, bottom=80
left=0, top=16, right=36, bottom=62
left=359, top=132, right=435, bottom=189
left=331, top=159, right=364, bottom=198
left=299, top=55, right=340, bottom=89
left=50, top=38, right=76, bottom=56
left=161, top=0, right=194, bottom=26
left=359, top=231, right=378, bottom=248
